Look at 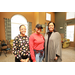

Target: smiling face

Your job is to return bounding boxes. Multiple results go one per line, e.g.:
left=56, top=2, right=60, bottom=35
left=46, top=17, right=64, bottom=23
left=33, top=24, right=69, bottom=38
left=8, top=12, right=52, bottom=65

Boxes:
left=48, top=22, right=54, bottom=32
left=19, top=25, right=26, bottom=36
left=35, top=28, right=42, bottom=34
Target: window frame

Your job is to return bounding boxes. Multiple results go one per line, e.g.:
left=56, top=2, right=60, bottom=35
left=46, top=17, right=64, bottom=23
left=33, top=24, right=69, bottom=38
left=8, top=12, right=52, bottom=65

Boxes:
left=11, top=14, right=28, bottom=39
left=66, top=24, right=75, bottom=42
left=66, top=12, right=75, bottom=20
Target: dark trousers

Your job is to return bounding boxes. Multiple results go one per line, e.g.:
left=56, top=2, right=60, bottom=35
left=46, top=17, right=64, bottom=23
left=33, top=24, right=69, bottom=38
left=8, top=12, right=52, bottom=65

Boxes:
left=15, top=57, right=21, bottom=62
left=15, top=55, right=28, bottom=62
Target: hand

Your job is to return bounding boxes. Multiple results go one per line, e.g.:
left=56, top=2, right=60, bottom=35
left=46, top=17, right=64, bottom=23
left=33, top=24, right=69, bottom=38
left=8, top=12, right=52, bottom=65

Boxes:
left=20, top=59, right=26, bottom=62
left=20, top=58, right=30, bottom=62
left=25, top=58, right=29, bottom=62
left=54, top=56, right=58, bottom=60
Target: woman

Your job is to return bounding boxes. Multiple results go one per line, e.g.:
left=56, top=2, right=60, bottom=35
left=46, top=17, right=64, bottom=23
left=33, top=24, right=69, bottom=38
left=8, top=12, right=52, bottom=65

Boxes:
left=29, top=24, right=44, bottom=62
left=44, top=22, right=62, bottom=62
left=12, top=25, right=30, bottom=62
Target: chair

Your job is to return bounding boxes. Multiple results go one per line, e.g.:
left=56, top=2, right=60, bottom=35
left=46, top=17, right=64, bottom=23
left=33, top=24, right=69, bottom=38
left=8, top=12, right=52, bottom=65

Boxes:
left=1, top=40, right=12, bottom=57
left=62, top=38, right=70, bottom=48
left=6, top=40, right=12, bottom=54
left=0, top=40, right=2, bottom=56
left=10, top=39, right=14, bottom=51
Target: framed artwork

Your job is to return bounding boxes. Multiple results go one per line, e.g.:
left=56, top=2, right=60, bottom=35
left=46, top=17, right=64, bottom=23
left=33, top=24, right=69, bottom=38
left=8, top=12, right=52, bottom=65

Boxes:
left=46, top=13, right=51, bottom=21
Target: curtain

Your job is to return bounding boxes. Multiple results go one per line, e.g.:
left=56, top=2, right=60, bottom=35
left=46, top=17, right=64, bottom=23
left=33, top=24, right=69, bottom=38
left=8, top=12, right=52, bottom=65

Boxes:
left=4, top=18, right=11, bottom=40
left=28, top=22, right=32, bottom=37
left=64, top=23, right=67, bottom=38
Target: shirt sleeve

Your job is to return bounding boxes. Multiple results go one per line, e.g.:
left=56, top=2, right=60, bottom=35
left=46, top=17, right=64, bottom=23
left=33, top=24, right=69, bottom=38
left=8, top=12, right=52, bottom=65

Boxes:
left=29, top=35, right=36, bottom=62
left=55, top=32, right=62, bottom=57
left=12, top=37, right=22, bottom=61
left=42, top=34, right=45, bottom=51
left=27, top=37, right=30, bottom=58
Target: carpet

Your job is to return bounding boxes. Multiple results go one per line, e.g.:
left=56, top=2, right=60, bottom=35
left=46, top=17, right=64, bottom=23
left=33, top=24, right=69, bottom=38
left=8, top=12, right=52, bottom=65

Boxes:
left=0, top=47, right=75, bottom=62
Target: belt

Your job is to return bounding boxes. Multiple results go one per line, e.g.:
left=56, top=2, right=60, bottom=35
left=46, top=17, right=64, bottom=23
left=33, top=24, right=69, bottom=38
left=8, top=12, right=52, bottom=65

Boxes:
left=34, top=50, right=44, bottom=57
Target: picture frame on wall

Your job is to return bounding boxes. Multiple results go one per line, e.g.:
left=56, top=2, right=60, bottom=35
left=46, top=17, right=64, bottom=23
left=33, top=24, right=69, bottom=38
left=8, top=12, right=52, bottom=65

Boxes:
left=46, top=13, right=51, bottom=21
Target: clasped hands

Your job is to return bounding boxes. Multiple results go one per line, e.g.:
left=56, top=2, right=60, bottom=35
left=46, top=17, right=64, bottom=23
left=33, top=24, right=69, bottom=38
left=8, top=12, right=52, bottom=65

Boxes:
left=20, top=58, right=29, bottom=62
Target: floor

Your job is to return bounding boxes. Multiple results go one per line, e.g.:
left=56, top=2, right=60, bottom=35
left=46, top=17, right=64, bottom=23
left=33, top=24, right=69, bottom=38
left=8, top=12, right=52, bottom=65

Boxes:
left=62, top=47, right=75, bottom=62
left=0, top=47, right=75, bottom=62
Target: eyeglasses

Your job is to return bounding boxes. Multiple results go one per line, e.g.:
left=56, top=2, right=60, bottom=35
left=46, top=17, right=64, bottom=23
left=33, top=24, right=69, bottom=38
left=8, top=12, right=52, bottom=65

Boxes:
left=20, top=29, right=26, bottom=30
left=49, top=25, right=54, bottom=27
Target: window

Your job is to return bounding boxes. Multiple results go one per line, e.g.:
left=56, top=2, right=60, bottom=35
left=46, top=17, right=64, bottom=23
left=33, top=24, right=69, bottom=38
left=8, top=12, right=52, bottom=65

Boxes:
left=11, top=14, right=28, bottom=39
left=66, top=25, right=74, bottom=42
left=66, top=12, right=75, bottom=20
left=46, top=13, right=51, bottom=21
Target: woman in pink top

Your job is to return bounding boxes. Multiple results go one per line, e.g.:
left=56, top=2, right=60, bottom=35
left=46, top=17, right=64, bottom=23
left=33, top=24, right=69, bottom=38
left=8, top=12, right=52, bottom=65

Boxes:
left=29, top=24, right=44, bottom=62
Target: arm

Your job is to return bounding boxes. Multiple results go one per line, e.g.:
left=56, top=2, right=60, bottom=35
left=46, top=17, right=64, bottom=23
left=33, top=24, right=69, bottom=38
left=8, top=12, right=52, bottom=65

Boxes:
left=56, top=33, right=61, bottom=56
left=43, top=35, right=45, bottom=58
left=25, top=37, right=30, bottom=62
left=29, top=35, right=36, bottom=62
left=12, top=37, right=22, bottom=61
left=55, top=33, right=62, bottom=60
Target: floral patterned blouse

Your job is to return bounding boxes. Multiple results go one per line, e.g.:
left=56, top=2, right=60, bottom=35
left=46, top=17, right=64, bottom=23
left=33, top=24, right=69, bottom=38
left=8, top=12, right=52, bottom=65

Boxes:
left=12, top=35, right=30, bottom=60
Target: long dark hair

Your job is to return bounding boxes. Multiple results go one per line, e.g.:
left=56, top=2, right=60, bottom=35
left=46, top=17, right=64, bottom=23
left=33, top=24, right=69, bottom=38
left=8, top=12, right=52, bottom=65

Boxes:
left=47, top=21, right=56, bottom=32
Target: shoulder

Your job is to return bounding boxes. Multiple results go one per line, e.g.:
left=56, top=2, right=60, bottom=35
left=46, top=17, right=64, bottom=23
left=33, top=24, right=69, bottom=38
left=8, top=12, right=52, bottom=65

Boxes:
left=40, top=34, right=44, bottom=39
left=54, top=32, right=60, bottom=35
left=45, top=32, right=48, bottom=35
left=44, top=33, right=47, bottom=37
left=30, top=33, right=36, bottom=37
left=14, top=35, right=20, bottom=40
left=25, top=35, right=29, bottom=38
left=40, top=34, right=44, bottom=37
left=13, top=35, right=20, bottom=43
left=29, top=33, right=35, bottom=39
left=53, top=32, right=61, bottom=39
left=25, top=35, right=29, bottom=40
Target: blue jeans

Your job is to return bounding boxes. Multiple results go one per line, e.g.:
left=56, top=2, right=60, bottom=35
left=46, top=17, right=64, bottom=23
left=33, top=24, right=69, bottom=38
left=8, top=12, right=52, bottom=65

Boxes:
left=34, top=50, right=44, bottom=62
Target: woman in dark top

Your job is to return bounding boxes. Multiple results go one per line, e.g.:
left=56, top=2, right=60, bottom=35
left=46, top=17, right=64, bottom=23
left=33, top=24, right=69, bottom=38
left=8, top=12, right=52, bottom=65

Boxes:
left=12, top=25, right=30, bottom=62
left=44, top=22, right=62, bottom=62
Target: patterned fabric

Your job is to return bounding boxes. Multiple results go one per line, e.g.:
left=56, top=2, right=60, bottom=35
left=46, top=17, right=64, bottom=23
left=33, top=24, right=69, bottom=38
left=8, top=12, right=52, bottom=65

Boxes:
left=12, top=35, right=30, bottom=60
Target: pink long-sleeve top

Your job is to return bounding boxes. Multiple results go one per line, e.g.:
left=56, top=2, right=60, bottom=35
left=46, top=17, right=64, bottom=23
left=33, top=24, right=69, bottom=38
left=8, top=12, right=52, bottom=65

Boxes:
left=29, top=33, right=44, bottom=62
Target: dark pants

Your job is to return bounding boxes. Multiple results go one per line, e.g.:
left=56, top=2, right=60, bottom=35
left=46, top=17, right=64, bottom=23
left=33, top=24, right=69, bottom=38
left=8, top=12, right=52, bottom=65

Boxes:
left=15, top=57, right=21, bottom=62
left=15, top=55, right=28, bottom=62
